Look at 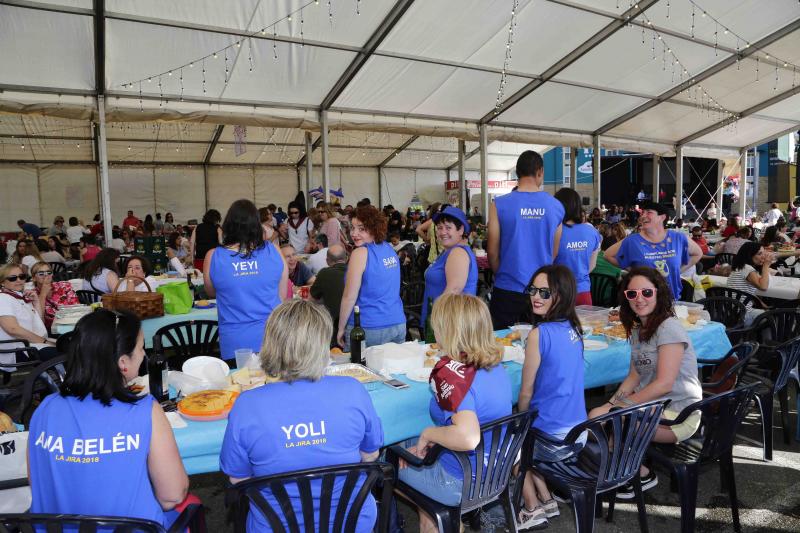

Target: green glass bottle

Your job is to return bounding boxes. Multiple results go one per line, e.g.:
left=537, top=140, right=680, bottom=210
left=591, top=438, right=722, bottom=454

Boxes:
left=350, top=305, right=366, bottom=364
left=424, top=297, right=436, bottom=344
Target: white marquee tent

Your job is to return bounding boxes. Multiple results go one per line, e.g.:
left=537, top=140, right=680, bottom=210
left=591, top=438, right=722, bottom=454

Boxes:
left=1, top=0, right=799, bottom=237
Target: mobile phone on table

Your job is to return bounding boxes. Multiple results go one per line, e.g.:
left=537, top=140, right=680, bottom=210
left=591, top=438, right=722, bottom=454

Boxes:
left=383, top=378, right=409, bottom=390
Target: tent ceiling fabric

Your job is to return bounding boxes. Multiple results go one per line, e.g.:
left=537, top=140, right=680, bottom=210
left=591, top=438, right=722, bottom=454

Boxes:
left=0, top=0, right=798, bottom=163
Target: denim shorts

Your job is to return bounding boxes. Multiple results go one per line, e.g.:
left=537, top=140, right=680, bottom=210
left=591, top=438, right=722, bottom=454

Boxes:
left=398, top=458, right=463, bottom=506
left=532, top=431, right=586, bottom=463
left=343, top=323, right=406, bottom=352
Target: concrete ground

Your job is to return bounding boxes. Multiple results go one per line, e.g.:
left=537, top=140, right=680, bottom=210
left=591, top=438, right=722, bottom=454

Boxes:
left=191, top=388, right=800, bottom=532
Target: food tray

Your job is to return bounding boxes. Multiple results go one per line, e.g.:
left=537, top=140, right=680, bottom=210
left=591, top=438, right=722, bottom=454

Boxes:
left=326, top=363, right=384, bottom=390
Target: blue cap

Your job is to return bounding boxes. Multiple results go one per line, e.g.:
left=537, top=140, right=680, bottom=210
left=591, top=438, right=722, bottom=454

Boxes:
left=433, top=206, right=470, bottom=234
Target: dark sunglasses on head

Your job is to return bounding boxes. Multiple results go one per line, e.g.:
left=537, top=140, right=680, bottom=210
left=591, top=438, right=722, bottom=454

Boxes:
left=624, top=288, right=657, bottom=300
left=5, top=274, right=29, bottom=282
left=526, top=286, right=552, bottom=299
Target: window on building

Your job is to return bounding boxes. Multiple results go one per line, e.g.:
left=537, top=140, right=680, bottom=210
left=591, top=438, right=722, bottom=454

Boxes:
left=746, top=149, right=755, bottom=178
left=563, top=147, right=571, bottom=178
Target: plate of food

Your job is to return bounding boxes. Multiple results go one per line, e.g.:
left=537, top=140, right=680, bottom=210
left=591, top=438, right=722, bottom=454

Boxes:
left=127, top=376, right=149, bottom=396
left=178, top=389, right=239, bottom=421
left=583, top=339, right=609, bottom=351
left=502, top=345, right=525, bottom=363
left=193, top=299, right=216, bottom=309
left=406, top=367, right=433, bottom=382
left=602, top=323, right=628, bottom=342
left=326, top=363, right=384, bottom=389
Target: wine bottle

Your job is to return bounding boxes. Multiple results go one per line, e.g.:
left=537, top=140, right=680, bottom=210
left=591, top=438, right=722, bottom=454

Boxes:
left=148, top=353, right=169, bottom=402
left=350, top=305, right=366, bottom=364
left=424, top=297, right=436, bottom=344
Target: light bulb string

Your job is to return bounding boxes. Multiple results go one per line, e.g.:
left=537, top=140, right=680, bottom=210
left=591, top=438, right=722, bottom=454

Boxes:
left=117, top=0, right=321, bottom=90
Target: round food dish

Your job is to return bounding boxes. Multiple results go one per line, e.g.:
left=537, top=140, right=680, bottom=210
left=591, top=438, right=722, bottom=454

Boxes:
left=583, top=339, right=609, bottom=351
left=406, top=368, right=433, bottom=382
left=182, top=356, right=230, bottom=381
left=178, top=389, right=239, bottom=421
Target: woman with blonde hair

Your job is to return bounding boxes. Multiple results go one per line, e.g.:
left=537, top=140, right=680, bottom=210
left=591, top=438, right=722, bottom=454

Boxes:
left=398, top=293, right=511, bottom=532
left=30, top=261, right=78, bottom=331
left=319, top=204, right=342, bottom=247
left=221, top=299, right=383, bottom=532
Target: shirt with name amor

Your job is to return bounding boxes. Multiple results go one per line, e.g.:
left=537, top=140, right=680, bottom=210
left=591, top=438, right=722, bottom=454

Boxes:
left=615, top=230, right=689, bottom=299
left=554, top=223, right=601, bottom=293
left=494, top=191, right=564, bottom=293
left=29, top=394, right=165, bottom=526
left=429, top=363, right=512, bottom=478
left=221, top=376, right=383, bottom=533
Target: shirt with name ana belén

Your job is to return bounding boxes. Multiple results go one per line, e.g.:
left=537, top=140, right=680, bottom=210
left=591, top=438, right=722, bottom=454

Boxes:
left=554, top=223, right=602, bottom=293
left=28, top=394, right=165, bottom=526
left=221, top=376, right=383, bottom=532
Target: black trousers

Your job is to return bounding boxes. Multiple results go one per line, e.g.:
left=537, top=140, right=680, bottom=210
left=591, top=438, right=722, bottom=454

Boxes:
left=489, top=286, right=531, bottom=330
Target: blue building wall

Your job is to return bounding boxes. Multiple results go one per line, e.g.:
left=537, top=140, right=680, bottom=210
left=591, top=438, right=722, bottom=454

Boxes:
left=542, top=147, right=613, bottom=185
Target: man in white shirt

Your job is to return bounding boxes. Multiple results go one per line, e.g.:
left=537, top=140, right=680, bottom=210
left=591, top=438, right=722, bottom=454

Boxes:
left=763, top=203, right=784, bottom=226
left=307, top=234, right=329, bottom=275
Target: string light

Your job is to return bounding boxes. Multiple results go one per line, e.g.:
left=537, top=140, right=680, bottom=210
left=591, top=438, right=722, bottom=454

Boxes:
left=179, top=68, right=184, bottom=101
left=248, top=39, right=254, bottom=72
left=356, top=0, right=361, bottom=15
left=495, top=0, right=519, bottom=113
left=224, top=48, right=229, bottom=83
left=273, top=25, right=278, bottom=60
left=202, top=58, right=206, bottom=94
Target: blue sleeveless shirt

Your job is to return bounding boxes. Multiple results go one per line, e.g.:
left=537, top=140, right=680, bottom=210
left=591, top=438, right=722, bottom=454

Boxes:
left=421, top=244, right=478, bottom=324
left=29, top=394, right=164, bottom=525
left=347, top=242, right=405, bottom=329
left=210, top=244, right=284, bottom=359
left=494, top=191, right=564, bottom=293
left=554, top=223, right=602, bottom=293
left=529, top=320, right=587, bottom=436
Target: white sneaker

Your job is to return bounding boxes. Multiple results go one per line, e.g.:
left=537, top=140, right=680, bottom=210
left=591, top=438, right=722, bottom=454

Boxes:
left=540, top=498, right=560, bottom=518
left=517, top=506, right=549, bottom=530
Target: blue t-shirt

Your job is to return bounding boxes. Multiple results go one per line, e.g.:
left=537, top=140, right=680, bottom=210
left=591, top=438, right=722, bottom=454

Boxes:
left=421, top=245, right=478, bottom=324
left=210, top=244, right=284, bottom=359
left=530, top=320, right=587, bottom=437
left=429, top=364, right=512, bottom=478
left=554, top=223, right=602, bottom=293
left=22, top=222, right=43, bottom=238
left=29, top=394, right=165, bottom=526
left=615, top=230, right=689, bottom=299
left=221, top=376, right=383, bottom=532
left=348, top=242, right=405, bottom=329
left=494, top=191, right=564, bottom=293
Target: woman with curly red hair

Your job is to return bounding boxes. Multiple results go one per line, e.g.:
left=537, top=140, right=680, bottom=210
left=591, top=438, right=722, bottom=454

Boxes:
left=336, top=205, right=405, bottom=350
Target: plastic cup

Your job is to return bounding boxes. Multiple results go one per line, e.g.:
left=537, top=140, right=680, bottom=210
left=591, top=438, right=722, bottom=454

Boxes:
left=235, top=348, right=254, bottom=370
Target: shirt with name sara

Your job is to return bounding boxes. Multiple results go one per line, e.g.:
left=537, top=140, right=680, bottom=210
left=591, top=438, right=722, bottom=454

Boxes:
left=630, top=316, right=702, bottom=414
left=221, top=376, right=383, bottom=532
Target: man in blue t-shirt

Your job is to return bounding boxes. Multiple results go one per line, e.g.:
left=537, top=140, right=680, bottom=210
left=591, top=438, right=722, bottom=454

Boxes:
left=17, top=219, right=43, bottom=239
left=488, top=150, right=563, bottom=329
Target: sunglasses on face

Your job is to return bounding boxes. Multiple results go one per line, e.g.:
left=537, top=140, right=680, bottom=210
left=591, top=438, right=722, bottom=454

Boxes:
left=5, top=274, right=29, bottom=282
left=526, top=286, right=552, bottom=299
left=624, top=288, right=657, bottom=300
left=35, top=271, right=53, bottom=277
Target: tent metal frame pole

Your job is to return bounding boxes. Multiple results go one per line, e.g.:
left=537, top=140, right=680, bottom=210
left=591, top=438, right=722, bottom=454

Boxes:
left=458, top=139, right=466, bottom=209
left=320, top=111, right=330, bottom=205
left=592, top=136, right=601, bottom=208
left=651, top=154, right=660, bottom=203
left=96, top=95, right=113, bottom=246
left=569, top=146, right=577, bottom=189
left=479, top=124, right=488, bottom=216
left=203, top=164, right=209, bottom=212
left=447, top=146, right=480, bottom=171
left=377, top=167, right=383, bottom=210
left=716, top=159, right=724, bottom=216
left=739, top=149, right=749, bottom=219
left=297, top=135, right=321, bottom=167
left=305, top=131, right=313, bottom=210
left=675, top=145, right=684, bottom=220
left=377, top=135, right=419, bottom=167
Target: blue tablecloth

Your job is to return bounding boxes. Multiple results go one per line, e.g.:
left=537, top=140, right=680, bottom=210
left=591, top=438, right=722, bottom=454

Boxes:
left=53, top=307, right=219, bottom=348
left=174, top=321, right=732, bottom=475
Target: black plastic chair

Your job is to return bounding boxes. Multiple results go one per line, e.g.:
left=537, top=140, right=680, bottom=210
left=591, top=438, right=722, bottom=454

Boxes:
left=705, top=286, right=769, bottom=311
left=0, top=504, right=207, bottom=533
left=696, top=297, right=747, bottom=343
left=589, top=273, right=618, bottom=308
left=0, top=345, right=41, bottom=412
left=152, top=320, right=220, bottom=366
left=75, top=289, right=103, bottom=304
left=698, top=342, right=759, bottom=396
left=386, top=410, right=532, bottom=533
left=736, top=336, right=800, bottom=461
left=18, top=354, right=67, bottom=428
left=742, top=308, right=800, bottom=348
left=680, top=278, right=694, bottom=302
left=48, top=262, right=67, bottom=280
left=527, top=400, right=668, bottom=533
left=715, top=253, right=735, bottom=265
left=647, top=384, right=759, bottom=533
left=226, top=462, right=394, bottom=533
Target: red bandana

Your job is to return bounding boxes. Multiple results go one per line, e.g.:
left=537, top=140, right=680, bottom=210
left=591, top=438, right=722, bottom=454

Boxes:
left=429, top=356, right=477, bottom=412
left=1, top=287, right=32, bottom=304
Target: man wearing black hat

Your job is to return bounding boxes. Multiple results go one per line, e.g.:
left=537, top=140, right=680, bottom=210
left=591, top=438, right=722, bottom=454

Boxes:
left=604, top=200, right=702, bottom=300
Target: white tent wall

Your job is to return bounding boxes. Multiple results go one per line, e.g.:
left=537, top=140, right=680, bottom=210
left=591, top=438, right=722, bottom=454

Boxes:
left=310, top=167, right=380, bottom=208
left=39, top=165, right=99, bottom=227
left=108, top=166, right=156, bottom=224
left=206, top=166, right=256, bottom=215
left=380, top=168, right=447, bottom=210
left=254, top=168, right=300, bottom=210
left=0, top=165, right=40, bottom=232
left=154, top=166, right=206, bottom=225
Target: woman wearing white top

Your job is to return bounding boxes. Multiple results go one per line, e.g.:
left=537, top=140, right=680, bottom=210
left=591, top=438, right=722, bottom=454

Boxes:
left=728, top=242, right=775, bottom=325
left=0, top=263, right=59, bottom=363
left=65, top=216, right=90, bottom=245
left=82, top=248, right=122, bottom=294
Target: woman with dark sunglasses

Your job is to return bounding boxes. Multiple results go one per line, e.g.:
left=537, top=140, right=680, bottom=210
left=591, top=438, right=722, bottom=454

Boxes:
left=589, top=266, right=702, bottom=500
left=0, top=263, right=59, bottom=362
left=30, top=261, right=78, bottom=332
left=516, top=265, right=586, bottom=529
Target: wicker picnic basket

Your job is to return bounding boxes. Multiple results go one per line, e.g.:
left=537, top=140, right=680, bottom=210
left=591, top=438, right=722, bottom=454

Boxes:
left=101, top=276, right=164, bottom=319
